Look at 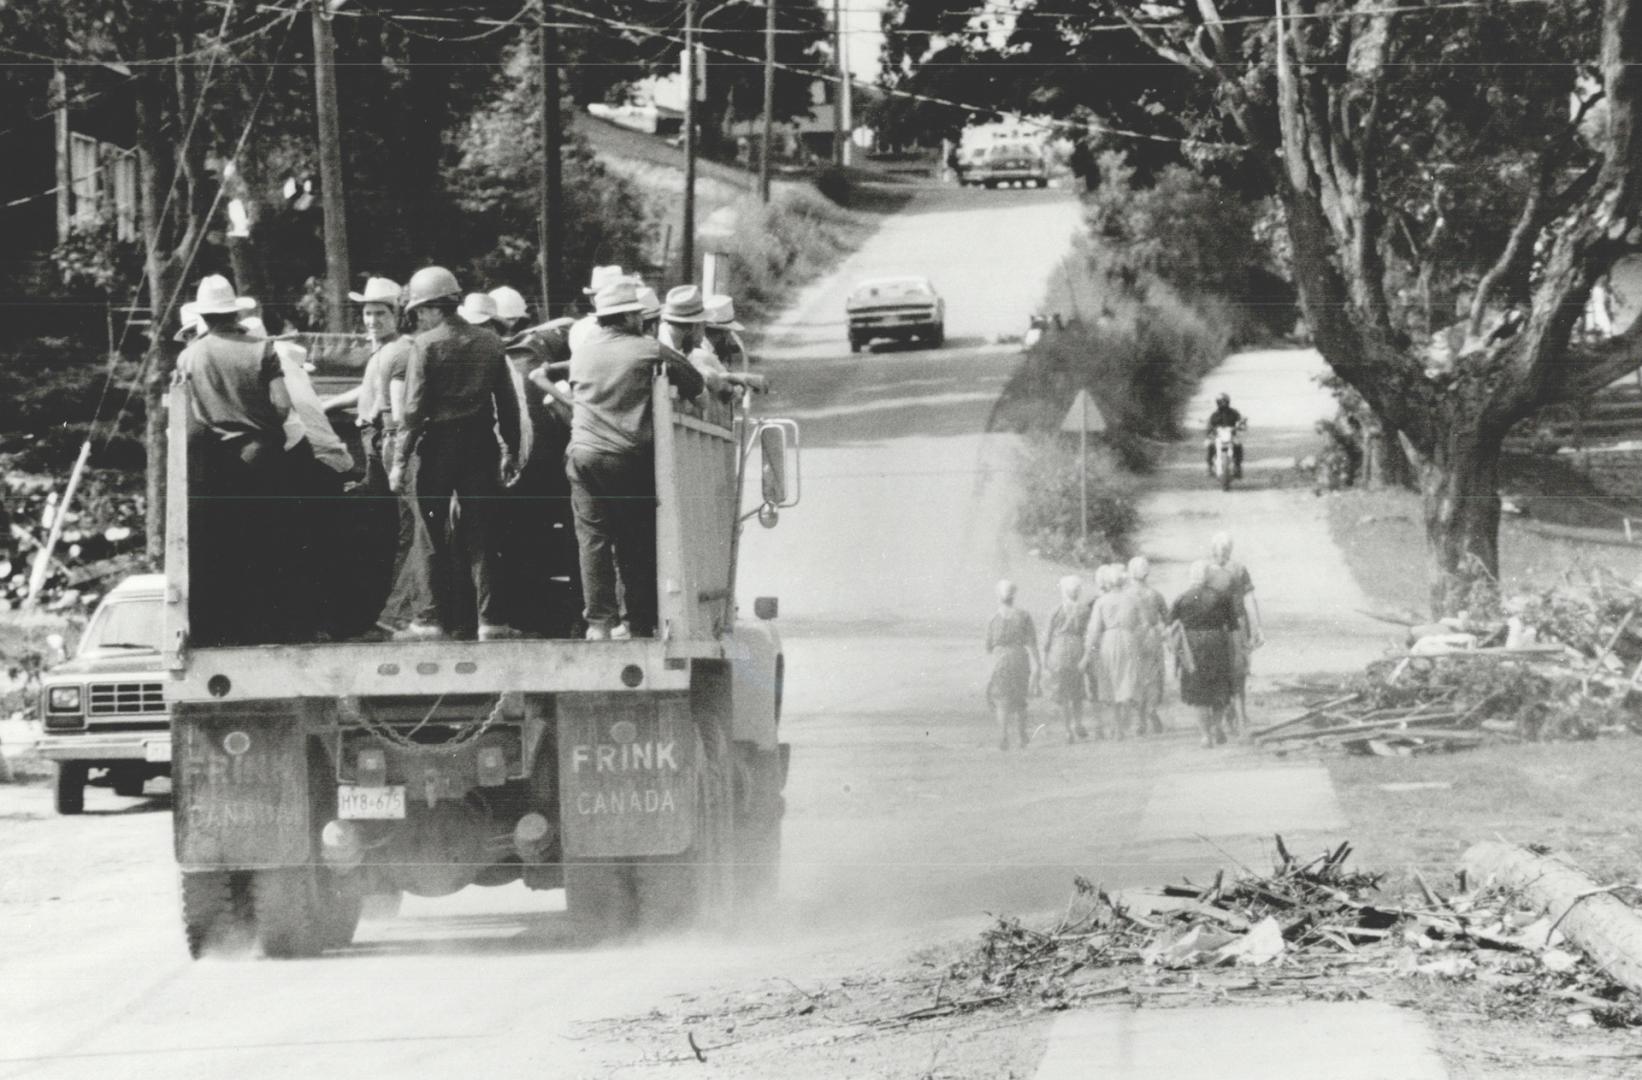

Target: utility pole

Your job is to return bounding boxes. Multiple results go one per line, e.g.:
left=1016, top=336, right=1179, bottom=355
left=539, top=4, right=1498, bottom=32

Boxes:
left=682, top=0, right=698, bottom=283
left=311, top=0, right=350, bottom=333
left=759, top=0, right=774, bottom=203
left=538, top=1, right=564, bottom=317
left=52, top=65, right=71, bottom=241
left=839, top=7, right=852, bottom=166
left=830, top=0, right=843, bottom=166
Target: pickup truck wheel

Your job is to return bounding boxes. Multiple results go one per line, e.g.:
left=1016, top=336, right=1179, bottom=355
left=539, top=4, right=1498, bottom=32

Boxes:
left=848, top=334, right=862, bottom=353
left=55, top=762, right=87, bottom=815
left=112, top=769, right=146, bottom=798
left=930, top=323, right=946, bottom=348
left=252, top=867, right=327, bottom=958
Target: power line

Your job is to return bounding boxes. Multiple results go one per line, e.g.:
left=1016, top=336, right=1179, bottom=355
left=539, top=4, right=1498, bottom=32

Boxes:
left=0, top=2, right=303, bottom=68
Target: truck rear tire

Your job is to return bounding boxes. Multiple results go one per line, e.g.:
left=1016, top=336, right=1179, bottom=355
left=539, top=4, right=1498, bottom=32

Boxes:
left=55, top=762, right=87, bottom=815
left=318, top=875, right=364, bottom=950
left=252, top=867, right=327, bottom=959
left=181, top=870, right=241, bottom=958
left=566, top=860, right=637, bottom=941
left=733, top=745, right=784, bottom=914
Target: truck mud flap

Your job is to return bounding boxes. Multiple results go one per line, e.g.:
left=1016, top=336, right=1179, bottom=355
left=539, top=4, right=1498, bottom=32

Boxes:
left=174, top=704, right=311, bottom=869
left=557, top=693, right=697, bottom=858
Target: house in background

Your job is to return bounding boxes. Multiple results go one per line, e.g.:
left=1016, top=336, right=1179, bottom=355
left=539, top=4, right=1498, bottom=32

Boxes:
left=0, top=67, right=140, bottom=341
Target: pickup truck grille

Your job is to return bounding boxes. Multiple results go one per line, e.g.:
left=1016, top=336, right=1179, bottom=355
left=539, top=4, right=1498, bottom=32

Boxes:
left=88, top=681, right=166, bottom=717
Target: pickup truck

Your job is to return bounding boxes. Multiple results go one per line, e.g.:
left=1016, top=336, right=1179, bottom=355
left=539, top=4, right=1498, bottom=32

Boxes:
left=36, top=573, right=169, bottom=814
left=846, top=276, right=946, bottom=353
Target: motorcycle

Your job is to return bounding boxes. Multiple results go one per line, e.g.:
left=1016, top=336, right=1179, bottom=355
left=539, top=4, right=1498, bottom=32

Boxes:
left=1212, top=422, right=1245, bottom=491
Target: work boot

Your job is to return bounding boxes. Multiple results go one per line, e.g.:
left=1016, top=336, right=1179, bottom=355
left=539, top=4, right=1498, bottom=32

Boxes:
left=585, top=624, right=611, bottom=642
left=610, top=623, right=632, bottom=641
left=478, top=623, right=526, bottom=641
left=394, top=620, right=444, bottom=642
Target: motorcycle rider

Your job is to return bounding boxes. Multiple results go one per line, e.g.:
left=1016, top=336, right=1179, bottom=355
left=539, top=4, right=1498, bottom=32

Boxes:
left=1205, top=393, right=1245, bottom=479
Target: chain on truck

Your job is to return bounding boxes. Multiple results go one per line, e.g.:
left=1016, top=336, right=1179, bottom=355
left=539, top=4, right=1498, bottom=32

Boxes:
left=165, top=367, right=799, bottom=958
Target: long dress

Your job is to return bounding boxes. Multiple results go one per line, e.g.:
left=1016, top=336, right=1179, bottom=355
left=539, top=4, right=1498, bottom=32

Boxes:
left=1041, top=601, right=1089, bottom=704
left=1131, top=582, right=1169, bottom=704
left=1086, top=587, right=1155, bottom=704
left=1169, top=586, right=1240, bottom=708
left=986, top=607, right=1036, bottom=708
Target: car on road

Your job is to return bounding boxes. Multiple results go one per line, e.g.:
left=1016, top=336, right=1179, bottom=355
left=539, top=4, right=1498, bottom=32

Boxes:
left=35, top=573, right=169, bottom=814
left=965, top=142, right=1049, bottom=189
left=846, top=276, right=946, bottom=353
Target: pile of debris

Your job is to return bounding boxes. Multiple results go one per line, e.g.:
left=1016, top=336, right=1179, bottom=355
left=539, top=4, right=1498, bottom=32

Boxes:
left=929, top=839, right=1641, bottom=1028
left=1261, top=576, right=1642, bottom=754
left=0, top=464, right=145, bottom=613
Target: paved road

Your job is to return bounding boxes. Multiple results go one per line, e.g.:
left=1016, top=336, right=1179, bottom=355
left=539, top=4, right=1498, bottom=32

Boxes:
left=0, top=184, right=1371, bottom=1079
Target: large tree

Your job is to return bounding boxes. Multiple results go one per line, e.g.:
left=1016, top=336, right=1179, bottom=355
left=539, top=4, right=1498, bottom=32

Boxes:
left=890, top=0, right=1642, bottom=613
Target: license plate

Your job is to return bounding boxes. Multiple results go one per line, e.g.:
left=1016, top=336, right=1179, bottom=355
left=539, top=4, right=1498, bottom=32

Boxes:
left=144, top=739, right=172, bottom=763
left=338, top=784, right=406, bottom=820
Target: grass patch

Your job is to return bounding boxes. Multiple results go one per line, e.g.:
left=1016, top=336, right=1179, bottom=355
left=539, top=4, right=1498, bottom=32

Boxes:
left=1326, top=737, right=1642, bottom=888
left=719, top=185, right=902, bottom=328
left=1324, top=488, right=1633, bottom=617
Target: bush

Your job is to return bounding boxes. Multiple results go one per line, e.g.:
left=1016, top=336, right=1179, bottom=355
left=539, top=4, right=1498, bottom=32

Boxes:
left=1015, top=438, right=1139, bottom=566
left=719, top=187, right=866, bottom=322
left=1085, top=152, right=1294, bottom=343
left=990, top=251, right=1232, bottom=442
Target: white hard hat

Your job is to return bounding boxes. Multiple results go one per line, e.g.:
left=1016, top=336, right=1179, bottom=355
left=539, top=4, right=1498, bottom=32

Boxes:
left=489, top=285, right=528, bottom=323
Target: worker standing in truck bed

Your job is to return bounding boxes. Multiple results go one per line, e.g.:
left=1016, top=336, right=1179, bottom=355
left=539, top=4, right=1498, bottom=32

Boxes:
left=566, top=277, right=705, bottom=641
left=390, top=266, right=524, bottom=642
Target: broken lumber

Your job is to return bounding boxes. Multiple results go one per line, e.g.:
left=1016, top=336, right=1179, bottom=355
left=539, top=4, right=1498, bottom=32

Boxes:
left=1462, top=841, right=1642, bottom=995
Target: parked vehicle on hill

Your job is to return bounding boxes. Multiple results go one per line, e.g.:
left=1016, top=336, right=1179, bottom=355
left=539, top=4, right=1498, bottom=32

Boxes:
left=36, top=574, right=170, bottom=814
left=846, top=276, right=946, bottom=352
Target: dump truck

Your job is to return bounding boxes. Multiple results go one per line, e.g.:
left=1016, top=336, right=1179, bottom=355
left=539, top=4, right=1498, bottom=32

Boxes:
left=163, top=371, right=799, bottom=958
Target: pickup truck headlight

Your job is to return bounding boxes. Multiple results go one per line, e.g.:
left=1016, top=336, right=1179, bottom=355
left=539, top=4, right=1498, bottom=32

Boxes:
left=46, top=685, right=82, bottom=713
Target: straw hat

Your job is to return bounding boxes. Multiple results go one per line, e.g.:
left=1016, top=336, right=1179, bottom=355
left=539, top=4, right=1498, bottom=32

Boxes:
left=636, top=284, right=662, bottom=320
left=458, top=292, right=499, bottom=325
left=173, top=301, right=205, bottom=342
left=705, top=293, right=744, bottom=331
left=489, top=285, right=528, bottom=323
left=349, top=276, right=402, bottom=308
left=191, top=274, right=255, bottom=316
left=592, top=278, right=644, bottom=316
left=661, top=284, right=707, bottom=324
left=583, top=264, right=626, bottom=296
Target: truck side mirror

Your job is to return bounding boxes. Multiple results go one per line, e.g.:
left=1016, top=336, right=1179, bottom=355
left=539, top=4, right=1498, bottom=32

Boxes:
left=760, top=424, right=787, bottom=507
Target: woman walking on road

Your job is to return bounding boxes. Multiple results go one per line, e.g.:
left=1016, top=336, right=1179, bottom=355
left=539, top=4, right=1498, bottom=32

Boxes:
left=1042, top=575, right=1091, bottom=743
left=1168, top=560, right=1241, bottom=747
left=1127, top=556, right=1169, bottom=735
left=1085, top=562, right=1157, bottom=740
left=986, top=580, right=1041, bottom=750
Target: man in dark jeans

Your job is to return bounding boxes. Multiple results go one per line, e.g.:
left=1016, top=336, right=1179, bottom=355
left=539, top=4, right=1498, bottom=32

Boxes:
left=566, top=278, right=705, bottom=640
left=389, top=265, right=524, bottom=641
left=175, top=275, right=296, bottom=645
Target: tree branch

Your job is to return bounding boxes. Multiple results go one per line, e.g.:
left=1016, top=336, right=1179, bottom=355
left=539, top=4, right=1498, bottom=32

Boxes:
left=1467, top=174, right=1547, bottom=338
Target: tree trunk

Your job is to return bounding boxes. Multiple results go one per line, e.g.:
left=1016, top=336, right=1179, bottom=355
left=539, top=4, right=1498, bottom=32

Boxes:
left=1416, top=419, right=1503, bottom=617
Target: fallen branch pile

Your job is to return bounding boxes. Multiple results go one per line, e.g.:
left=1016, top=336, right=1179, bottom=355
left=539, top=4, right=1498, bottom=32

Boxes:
left=936, top=838, right=1642, bottom=1028
left=1261, top=575, right=1642, bottom=754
